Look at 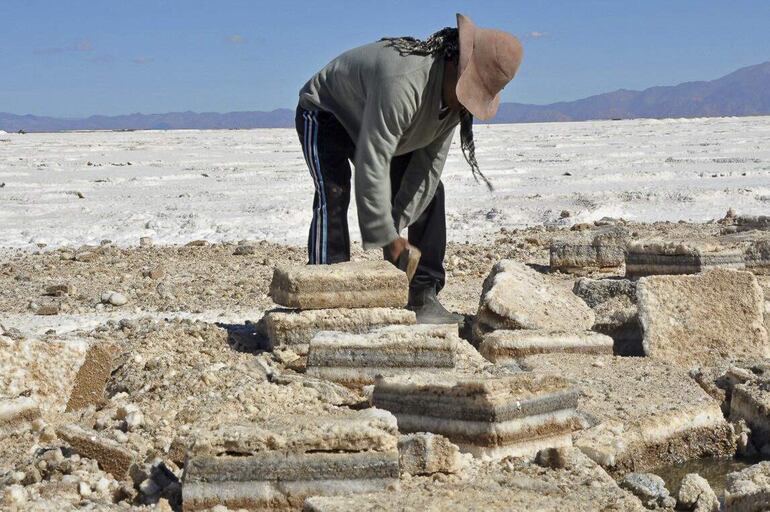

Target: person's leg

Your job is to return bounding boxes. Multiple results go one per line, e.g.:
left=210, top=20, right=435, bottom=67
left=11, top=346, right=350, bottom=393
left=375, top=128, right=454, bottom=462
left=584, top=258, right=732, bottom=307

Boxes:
left=295, top=106, right=354, bottom=264
left=390, top=153, right=460, bottom=324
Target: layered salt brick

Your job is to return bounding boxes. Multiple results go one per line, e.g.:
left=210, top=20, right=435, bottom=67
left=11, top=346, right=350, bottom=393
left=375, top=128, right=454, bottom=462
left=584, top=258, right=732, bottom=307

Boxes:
left=263, top=307, right=415, bottom=349
left=182, top=409, right=399, bottom=511
left=480, top=330, right=614, bottom=363
left=549, top=229, right=628, bottom=273
left=306, top=324, right=487, bottom=387
left=372, top=372, right=580, bottom=459
left=269, top=261, right=408, bottom=310
left=625, top=240, right=745, bottom=278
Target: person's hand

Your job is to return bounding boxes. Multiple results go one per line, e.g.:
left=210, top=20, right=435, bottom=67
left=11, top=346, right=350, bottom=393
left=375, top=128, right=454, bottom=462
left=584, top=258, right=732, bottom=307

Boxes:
left=383, top=237, right=409, bottom=265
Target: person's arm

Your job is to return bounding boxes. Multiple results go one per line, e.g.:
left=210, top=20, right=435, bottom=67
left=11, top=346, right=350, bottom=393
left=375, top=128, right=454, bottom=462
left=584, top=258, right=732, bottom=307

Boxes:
left=391, top=124, right=456, bottom=232
left=354, top=82, right=418, bottom=250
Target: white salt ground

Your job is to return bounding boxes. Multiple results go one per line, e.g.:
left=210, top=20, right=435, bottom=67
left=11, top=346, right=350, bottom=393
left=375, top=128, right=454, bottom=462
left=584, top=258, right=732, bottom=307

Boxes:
left=0, top=116, right=769, bottom=251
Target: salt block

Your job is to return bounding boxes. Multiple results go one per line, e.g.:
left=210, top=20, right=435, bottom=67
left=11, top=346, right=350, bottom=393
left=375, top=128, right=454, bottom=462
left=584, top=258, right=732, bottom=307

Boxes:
left=731, top=382, right=770, bottom=448
left=263, top=307, right=415, bottom=349
left=182, top=409, right=399, bottom=511
left=625, top=239, right=745, bottom=278
left=373, top=372, right=580, bottom=460
left=735, top=215, right=770, bottom=232
left=549, top=229, right=628, bottom=272
left=745, top=240, right=770, bottom=274
left=269, top=261, right=408, bottom=310
left=725, top=461, right=770, bottom=512
left=474, top=260, right=594, bottom=339
left=66, top=342, right=120, bottom=412
left=637, top=269, right=769, bottom=367
left=304, top=447, right=646, bottom=511
left=0, top=397, right=40, bottom=437
left=398, top=433, right=460, bottom=476
left=56, top=423, right=136, bottom=479
left=521, top=354, right=733, bottom=475
left=480, top=331, right=613, bottom=363
left=306, top=324, right=487, bottom=387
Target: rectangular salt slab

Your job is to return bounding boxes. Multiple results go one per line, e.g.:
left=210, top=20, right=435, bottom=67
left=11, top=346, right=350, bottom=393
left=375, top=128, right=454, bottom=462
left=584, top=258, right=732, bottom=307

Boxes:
left=372, top=372, right=580, bottom=459
left=549, top=240, right=625, bottom=273
left=736, top=215, right=770, bottom=232
left=480, top=330, right=614, bottom=363
left=182, top=409, right=399, bottom=511
left=306, top=325, right=487, bottom=387
left=263, top=307, right=415, bottom=349
left=269, top=261, right=408, bottom=310
left=637, top=269, right=769, bottom=367
left=522, top=353, right=733, bottom=475
left=625, top=240, right=745, bottom=278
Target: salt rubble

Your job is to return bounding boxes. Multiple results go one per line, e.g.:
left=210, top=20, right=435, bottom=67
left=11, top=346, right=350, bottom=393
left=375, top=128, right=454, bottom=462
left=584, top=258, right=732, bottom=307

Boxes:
left=473, top=259, right=594, bottom=338
left=372, top=372, right=581, bottom=460
left=521, top=354, right=734, bottom=474
left=725, top=461, right=770, bottom=512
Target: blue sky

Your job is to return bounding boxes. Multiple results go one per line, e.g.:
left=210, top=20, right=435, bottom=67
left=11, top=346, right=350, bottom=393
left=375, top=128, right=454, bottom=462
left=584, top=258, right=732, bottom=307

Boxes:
left=2, top=0, right=769, bottom=117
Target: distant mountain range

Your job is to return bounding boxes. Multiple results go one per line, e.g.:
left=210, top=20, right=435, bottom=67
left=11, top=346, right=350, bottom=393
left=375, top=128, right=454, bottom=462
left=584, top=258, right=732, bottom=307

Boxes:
left=2, top=61, right=769, bottom=132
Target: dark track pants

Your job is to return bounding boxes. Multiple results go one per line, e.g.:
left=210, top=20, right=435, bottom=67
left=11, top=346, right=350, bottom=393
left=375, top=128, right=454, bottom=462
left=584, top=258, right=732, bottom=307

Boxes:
left=295, top=105, right=446, bottom=292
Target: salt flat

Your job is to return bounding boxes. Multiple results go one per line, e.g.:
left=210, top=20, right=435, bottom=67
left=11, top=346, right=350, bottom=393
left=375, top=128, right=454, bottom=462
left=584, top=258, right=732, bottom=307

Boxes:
left=0, top=116, right=768, bottom=250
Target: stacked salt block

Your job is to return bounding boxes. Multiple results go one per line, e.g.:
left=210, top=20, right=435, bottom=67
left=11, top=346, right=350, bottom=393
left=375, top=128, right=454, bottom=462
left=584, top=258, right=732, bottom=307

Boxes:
left=305, top=447, right=646, bottom=511
left=372, top=372, right=580, bottom=459
left=625, top=239, right=745, bottom=278
left=263, top=308, right=415, bottom=350
left=637, top=269, right=769, bottom=367
left=549, top=227, right=628, bottom=273
left=725, top=461, right=770, bottom=512
left=473, top=260, right=594, bottom=339
left=306, top=324, right=488, bottom=387
left=522, top=354, right=733, bottom=474
left=265, top=261, right=414, bottom=353
left=181, top=409, right=399, bottom=511
left=480, top=331, right=613, bottom=364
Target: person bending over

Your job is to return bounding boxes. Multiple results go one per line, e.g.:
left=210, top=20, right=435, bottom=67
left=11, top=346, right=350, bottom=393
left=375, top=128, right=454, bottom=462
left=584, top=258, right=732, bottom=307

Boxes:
left=295, top=13, right=523, bottom=324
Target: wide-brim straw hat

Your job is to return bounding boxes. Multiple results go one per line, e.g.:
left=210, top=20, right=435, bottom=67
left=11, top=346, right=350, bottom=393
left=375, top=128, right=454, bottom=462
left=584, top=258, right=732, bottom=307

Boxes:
left=456, top=13, right=523, bottom=121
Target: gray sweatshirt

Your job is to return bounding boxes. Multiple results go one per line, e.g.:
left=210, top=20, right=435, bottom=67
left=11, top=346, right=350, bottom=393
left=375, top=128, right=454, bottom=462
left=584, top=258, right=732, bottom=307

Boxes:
left=299, top=41, right=460, bottom=249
